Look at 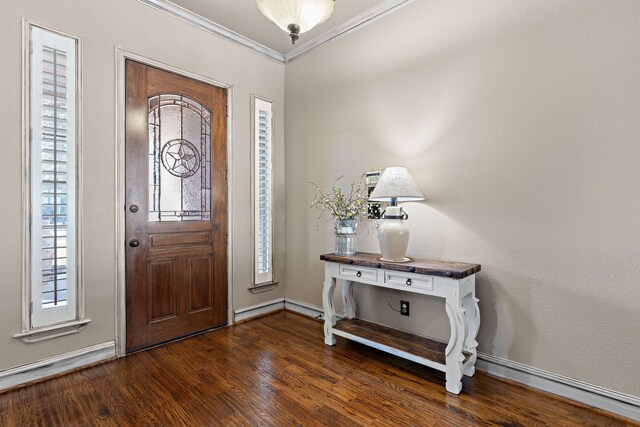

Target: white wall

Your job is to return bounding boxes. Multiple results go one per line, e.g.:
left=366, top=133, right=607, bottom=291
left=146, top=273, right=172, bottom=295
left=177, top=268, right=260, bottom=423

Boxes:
left=284, top=0, right=640, bottom=396
left=0, top=0, right=285, bottom=371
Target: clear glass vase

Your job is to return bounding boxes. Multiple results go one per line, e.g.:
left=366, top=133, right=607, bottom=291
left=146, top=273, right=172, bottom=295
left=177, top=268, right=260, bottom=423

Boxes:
left=334, top=219, right=357, bottom=256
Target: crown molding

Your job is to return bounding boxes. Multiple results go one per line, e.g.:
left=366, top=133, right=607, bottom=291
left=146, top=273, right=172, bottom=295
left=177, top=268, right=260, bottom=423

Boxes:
left=136, top=0, right=285, bottom=63
left=284, top=0, right=414, bottom=63
left=137, top=0, right=414, bottom=64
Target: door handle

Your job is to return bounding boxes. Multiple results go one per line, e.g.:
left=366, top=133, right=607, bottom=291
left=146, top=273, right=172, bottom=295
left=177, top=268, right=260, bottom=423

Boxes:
left=129, top=204, right=139, bottom=213
left=129, top=239, right=140, bottom=248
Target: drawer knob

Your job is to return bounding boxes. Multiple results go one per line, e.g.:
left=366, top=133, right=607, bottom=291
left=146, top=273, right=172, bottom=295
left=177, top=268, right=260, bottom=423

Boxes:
left=356, top=271, right=362, bottom=278
left=409, top=267, right=416, bottom=273
left=406, top=278, right=412, bottom=286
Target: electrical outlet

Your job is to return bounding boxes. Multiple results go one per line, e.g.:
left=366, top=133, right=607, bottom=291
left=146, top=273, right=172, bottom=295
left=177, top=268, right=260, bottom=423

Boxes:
left=400, top=300, right=410, bottom=316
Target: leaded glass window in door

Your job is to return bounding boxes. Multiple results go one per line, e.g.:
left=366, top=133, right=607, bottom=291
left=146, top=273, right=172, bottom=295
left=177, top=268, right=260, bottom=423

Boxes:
left=148, top=94, right=211, bottom=221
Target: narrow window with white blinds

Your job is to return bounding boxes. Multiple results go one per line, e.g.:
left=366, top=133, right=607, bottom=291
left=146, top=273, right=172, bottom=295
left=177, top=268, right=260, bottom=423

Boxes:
left=253, top=98, right=274, bottom=285
left=29, top=26, right=79, bottom=328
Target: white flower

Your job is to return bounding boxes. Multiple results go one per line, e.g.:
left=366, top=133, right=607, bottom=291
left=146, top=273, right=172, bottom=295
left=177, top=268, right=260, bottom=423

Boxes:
left=309, top=174, right=369, bottom=226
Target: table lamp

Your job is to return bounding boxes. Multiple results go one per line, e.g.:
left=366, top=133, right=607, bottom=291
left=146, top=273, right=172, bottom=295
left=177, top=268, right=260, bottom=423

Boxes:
left=368, top=167, right=425, bottom=262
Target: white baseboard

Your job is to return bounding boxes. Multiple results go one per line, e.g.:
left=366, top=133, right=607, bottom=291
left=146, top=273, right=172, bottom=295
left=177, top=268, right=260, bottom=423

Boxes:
left=233, top=298, right=285, bottom=323
left=476, top=353, right=640, bottom=422
left=284, top=298, right=324, bottom=319
left=0, top=341, right=115, bottom=392
left=279, top=299, right=639, bottom=422
left=233, top=298, right=324, bottom=323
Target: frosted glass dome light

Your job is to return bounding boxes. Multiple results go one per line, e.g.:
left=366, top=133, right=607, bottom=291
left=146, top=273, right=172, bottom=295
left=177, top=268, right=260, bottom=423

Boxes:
left=257, top=0, right=335, bottom=44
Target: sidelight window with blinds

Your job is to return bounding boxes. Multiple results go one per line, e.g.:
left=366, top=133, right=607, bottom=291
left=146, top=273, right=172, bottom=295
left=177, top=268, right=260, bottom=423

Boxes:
left=253, top=97, right=274, bottom=286
left=26, top=25, right=81, bottom=329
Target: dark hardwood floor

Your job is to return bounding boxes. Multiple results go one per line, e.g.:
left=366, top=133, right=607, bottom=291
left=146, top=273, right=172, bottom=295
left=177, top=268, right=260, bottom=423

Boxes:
left=0, top=311, right=636, bottom=426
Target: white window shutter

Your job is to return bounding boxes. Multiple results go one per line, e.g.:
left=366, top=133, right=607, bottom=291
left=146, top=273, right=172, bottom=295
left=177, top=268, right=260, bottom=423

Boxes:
left=254, top=98, right=274, bottom=284
left=30, top=26, right=78, bottom=327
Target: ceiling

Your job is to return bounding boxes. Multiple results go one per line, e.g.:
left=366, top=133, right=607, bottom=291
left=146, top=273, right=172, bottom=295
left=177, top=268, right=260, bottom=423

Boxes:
left=167, top=0, right=388, bottom=54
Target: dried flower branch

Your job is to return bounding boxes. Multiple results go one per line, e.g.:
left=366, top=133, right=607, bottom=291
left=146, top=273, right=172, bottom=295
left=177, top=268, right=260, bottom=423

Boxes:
left=309, top=174, right=369, bottom=225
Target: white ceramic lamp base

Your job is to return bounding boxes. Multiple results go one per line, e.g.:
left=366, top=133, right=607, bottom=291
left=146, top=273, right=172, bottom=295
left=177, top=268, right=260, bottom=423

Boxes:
left=377, top=206, right=410, bottom=262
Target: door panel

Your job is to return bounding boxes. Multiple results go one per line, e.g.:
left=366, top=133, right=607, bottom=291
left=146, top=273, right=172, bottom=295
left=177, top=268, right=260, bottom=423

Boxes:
left=188, top=256, right=213, bottom=312
left=125, top=60, right=227, bottom=352
left=149, top=259, right=178, bottom=321
left=150, top=231, right=212, bottom=248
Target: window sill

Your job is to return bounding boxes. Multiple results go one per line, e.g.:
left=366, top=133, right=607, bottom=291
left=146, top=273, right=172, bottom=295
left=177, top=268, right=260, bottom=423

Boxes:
left=14, top=319, right=91, bottom=344
left=248, top=281, right=279, bottom=294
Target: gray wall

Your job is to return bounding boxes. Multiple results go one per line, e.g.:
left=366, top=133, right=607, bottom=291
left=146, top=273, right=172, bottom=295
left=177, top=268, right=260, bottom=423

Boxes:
left=284, top=0, right=640, bottom=396
left=0, top=0, right=285, bottom=370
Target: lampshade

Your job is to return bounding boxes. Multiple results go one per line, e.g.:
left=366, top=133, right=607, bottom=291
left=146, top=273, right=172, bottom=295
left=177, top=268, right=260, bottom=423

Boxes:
left=257, top=0, right=335, bottom=44
left=369, top=167, right=425, bottom=204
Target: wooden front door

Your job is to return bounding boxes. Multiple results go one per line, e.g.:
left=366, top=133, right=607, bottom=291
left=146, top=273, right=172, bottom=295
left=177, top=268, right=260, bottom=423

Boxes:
left=125, top=60, right=228, bottom=352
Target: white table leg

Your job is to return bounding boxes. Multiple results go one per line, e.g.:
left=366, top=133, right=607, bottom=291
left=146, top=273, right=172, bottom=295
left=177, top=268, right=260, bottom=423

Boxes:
left=462, top=277, right=480, bottom=377
left=445, top=294, right=468, bottom=394
left=341, top=280, right=355, bottom=319
left=322, top=271, right=337, bottom=346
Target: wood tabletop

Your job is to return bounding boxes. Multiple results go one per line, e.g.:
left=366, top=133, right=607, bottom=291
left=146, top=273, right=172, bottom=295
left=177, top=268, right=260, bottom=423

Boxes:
left=320, top=252, right=481, bottom=279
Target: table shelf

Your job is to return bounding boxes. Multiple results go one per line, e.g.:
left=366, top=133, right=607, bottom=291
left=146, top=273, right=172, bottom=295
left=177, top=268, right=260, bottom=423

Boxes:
left=333, top=318, right=472, bottom=368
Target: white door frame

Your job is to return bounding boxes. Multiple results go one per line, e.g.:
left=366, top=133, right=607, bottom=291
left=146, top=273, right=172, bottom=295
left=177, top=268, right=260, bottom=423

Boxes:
left=114, top=48, right=234, bottom=357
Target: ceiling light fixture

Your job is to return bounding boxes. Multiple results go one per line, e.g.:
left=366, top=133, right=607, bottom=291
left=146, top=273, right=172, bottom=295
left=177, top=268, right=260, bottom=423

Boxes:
left=257, top=0, right=335, bottom=44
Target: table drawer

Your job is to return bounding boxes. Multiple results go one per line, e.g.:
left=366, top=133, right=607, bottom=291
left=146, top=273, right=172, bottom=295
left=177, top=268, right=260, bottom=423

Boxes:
left=385, top=271, right=434, bottom=291
left=339, top=265, right=378, bottom=281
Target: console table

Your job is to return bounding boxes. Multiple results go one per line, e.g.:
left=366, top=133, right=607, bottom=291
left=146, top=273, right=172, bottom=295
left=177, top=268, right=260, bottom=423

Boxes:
left=320, top=252, right=481, bottom=394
